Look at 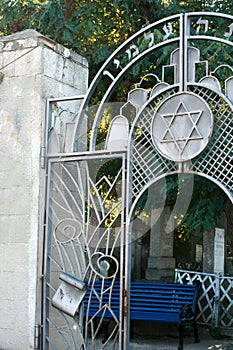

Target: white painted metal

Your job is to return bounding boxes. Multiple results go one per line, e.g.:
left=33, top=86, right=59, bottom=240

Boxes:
left=41, top=12, right=233, bottom=350
left=42, top=152, right=126, bottom=350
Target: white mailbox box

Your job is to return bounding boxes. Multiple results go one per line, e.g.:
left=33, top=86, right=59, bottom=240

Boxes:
left=52, top=272, right=87, bottom=317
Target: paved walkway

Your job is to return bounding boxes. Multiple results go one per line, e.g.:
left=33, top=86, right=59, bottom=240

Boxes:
left=91, top=336, right=233, bottom=350
left=129, top=337, right=233, bottom=350
left=88, top=327, right=233, bottom=349
left=129, top=327, right=233, bottom=350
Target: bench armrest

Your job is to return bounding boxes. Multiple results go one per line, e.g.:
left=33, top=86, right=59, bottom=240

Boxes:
left=179, top=304, right=194, bottom=322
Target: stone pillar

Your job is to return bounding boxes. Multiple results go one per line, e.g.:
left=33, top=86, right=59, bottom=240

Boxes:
left=146, top=207, right=175, bottom=281
left=203, top=228, right=225, bottom=274
left=131, top=235, right=142, bottom=280
left=203, top=230, right=214, bottom=273
left=0, top=30, right=88, bottom=350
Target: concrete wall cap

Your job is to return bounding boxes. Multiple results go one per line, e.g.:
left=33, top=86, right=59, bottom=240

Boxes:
left=0, top=29, right=88, bottom=67
left=0, top=29, right=52, bottom=42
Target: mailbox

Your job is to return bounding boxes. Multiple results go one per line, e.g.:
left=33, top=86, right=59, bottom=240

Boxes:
left=52, top=272, right=87, bottom=317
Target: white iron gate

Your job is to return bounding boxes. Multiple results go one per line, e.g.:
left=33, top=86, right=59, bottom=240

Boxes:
left=40, top=12, right=233, bottom=350
left=42, top=152, right=127, bottom=350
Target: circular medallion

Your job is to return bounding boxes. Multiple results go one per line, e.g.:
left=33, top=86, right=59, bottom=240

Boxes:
left=151, top=92, right=213, bottom=162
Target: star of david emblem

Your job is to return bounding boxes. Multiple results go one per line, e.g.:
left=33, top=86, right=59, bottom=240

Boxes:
left=151, top=92, right=213, bottom=162
left=160, top=100, right=203, bottom=156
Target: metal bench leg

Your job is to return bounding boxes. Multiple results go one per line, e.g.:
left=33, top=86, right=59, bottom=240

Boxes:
left=178, top=322, right=184, bottom=350
left=193, top=320, right=200, bottom=343
left=101, top=320, right=109, bottom=344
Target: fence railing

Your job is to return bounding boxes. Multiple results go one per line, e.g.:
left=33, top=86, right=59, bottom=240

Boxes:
left=174, top=269, right=233, bottom=329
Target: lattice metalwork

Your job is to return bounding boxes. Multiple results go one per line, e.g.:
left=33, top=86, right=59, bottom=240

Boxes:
left=130, top=87, right=178, bottom=197
left=190, top=85, right=233, bottom=195
left=219, top=277, right=233, bottom=327
left=175, top=269, right=233, bottom=329
left=43, top=154, right=126, bottom=350
left=129, top=83, right=233, bottom=199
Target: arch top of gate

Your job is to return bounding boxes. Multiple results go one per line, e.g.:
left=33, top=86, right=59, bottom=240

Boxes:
left=70, top=11, right=233, bottom=199
left=73, top=11, right=233, bottom=152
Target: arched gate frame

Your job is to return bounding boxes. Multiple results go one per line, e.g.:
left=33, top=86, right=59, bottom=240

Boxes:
left=40, top=12, right=233, bottom=350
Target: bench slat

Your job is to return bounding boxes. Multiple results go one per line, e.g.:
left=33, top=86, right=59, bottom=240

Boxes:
left=84, top=281, right=198, bottom=322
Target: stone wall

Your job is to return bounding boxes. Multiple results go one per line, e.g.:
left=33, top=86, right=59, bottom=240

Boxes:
left=0, top=30, right=88, bottom=350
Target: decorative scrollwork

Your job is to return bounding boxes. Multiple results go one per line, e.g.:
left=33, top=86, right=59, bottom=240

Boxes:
left=90, top=252, right=119, bottom=279
left=54, top=218, right=83, bottom=244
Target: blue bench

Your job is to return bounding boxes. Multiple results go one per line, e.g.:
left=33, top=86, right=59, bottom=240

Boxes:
left=84, top=280, right=200, bottom=350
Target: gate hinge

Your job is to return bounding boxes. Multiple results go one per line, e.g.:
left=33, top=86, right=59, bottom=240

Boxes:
left=123, top=289, right=128, bottom=316
left=40, top=146, right=46, bottom=169
left=34, top=324, right=41, bottom=349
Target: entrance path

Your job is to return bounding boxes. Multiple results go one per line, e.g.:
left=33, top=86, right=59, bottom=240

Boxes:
left=130, top=328, right=233, bottom=350
left=90, top=327, right=233, bottom=349
left=130, top=337, right=233, bottom=350
left=91, top=336, right=233, bottom=350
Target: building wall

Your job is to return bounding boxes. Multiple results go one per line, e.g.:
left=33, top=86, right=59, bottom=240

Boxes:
left=0, top=29, right=88, bottom=349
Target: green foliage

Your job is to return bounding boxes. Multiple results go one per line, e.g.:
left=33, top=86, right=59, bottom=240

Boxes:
left=1, top=0, right=232, bottom=80
left=170, top=175, right=225, bottom=239
left=133, top=174, right=226, bottom=239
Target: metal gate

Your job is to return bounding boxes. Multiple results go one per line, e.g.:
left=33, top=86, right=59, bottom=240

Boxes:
left=40, top=12, right=233, bottom=350
left=42, top=149, right=127, bottom=350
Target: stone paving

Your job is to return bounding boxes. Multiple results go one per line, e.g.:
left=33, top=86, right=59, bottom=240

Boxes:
left=129, top=337, right=233, bottom=350
left=89, top=333, right=233, bottom=350
left=128, top=326, right=233, bottom=350
left=87, top=326, right=233, bottom=349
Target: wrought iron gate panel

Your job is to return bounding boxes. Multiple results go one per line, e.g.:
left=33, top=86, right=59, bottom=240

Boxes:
left=43, top=153, right=126, bottom=350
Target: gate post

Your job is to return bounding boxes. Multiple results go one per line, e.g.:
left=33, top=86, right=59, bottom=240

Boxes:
left=213, top=274, right=221, bottom=328
left=0, top=29, right=88, bottom=350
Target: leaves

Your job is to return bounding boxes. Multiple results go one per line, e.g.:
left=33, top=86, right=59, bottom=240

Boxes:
left=1, top=0, right=232, bottom=80
left=171, top=176, right=226, bottom=239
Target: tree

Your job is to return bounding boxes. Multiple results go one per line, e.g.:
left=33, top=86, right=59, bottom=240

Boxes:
left=167, top=175, right=226, bottom=239
left=0, top=0, right=231, bottom=80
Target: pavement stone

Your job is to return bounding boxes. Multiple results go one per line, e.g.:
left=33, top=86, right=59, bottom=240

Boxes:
left=86, top=327, right=233, bottom=349
left=129, top=336, right=233, bottom=350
